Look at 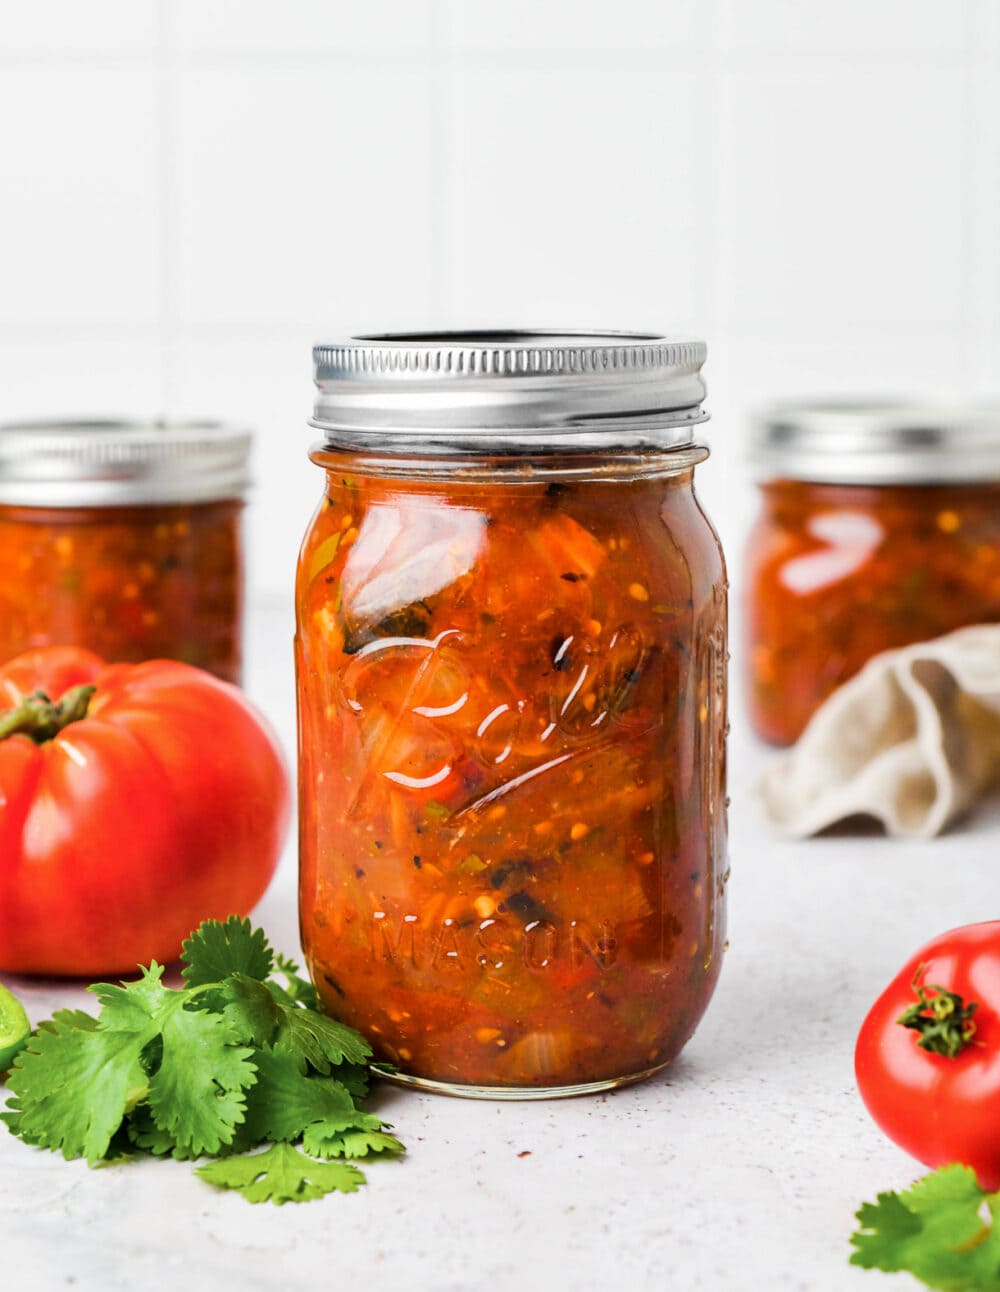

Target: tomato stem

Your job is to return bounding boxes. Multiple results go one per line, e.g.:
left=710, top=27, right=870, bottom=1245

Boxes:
left=897, top=965, right=978, bottom=1058
left=0, top=684, right=96, bottom=744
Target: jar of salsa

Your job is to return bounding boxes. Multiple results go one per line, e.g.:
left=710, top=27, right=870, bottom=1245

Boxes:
left=745, top=402, right=1000, bottom=746
left=297, top=331, right=729, bottom=1097
left=0, top=420, right=250, bottom=684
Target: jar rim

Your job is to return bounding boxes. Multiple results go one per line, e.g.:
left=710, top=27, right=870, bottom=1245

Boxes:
left=0, top=419, right=252, bottom=507
left=311, top=329, right=709, bottom=452
left=751, top=400, right=1000, bottom=484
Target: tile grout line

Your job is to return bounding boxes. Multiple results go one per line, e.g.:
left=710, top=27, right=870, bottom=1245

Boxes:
left=154, top=0, right=178, bottom=413
left=705, top=0, right=730, bottom=349
left=428, top=0, right=449, bottom=323
left=959, top=0, right=983, bottom=390
left=2, top=320, right=989, bottom=346
left=0, top=47, right=973, bottom=68
left=967, top=0, right=1000, bottom=392
left=702, top=0, right=731, bottom=484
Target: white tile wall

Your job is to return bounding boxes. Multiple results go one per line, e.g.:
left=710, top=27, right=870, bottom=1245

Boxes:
left=719, top=0, right=971, bottom=52
left=0, top=1, right=158, bottom=53
left=1, top=0, right=997, bottom=599
left=439, top=61, right=704, bottom=327
left=170, top=62, right=436, bottom=330
left=0, top=62, right=161, bottom=327
left=443, top=0, right=703, bottom=50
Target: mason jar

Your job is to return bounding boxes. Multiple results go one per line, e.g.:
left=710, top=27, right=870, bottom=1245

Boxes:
left=296, top=331, right=729, bottom=1098
left=0, top=420, right=250, bottom=684
left=745, top=402, right=1000, bottom=746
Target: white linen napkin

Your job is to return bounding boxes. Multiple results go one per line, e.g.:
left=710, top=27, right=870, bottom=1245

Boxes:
left=757, top=625, right=1000, bottom=838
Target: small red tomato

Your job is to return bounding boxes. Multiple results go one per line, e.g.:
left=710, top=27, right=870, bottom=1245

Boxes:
left=0, top=646, right=290, bottom=976
left=855, top=921, right=1000, bottom=1190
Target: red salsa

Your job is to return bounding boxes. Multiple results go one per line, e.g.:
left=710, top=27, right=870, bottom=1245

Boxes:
left=746, top=479, right=1000, bottom=745
left=0, top=500, right=244, bottom=684
left=297, top=457, right=728, bottom=1092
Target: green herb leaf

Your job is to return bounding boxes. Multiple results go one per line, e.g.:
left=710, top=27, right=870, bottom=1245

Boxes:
left=305, top=1127, right=405, bottom=1160
left=851, top=1165, right=1000, bottom=1290
left=274, top=1002, right=372, bottom=1071
left=2, top=917, right=401, bottom=1205
left=273, top=953, right=320, bottom=1010
left=126, top=1107, right=201, bottom=1161
left=299, top=1111, right=385, bottom=1156
left=36, top=1008, right=100, bottom=1035
left=196, top=1142, right=365, bottom=1204
left=221, top=974, right=284, bottom=1047
left=181, top=916, right=274, bottom=987
left=146, top=1005, right=255, bottom=1156
left=222, top=974, right=371, bottom=1072
left=241, top=1046, right=354, bottom=1143
left=5, top=1013, right=149, bottom=1164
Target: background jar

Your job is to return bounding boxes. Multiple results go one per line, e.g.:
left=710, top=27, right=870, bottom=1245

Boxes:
left=745, top=403, right=1000, bottom=746
left=296, top=331, right=729, bottom=1098
left=0, top=421, right=251, bottom=684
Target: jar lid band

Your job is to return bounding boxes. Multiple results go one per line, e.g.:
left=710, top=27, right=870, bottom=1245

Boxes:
left=311, top=331, right=709, bottom=452
left=752, top=402, right=1000, bottom=484
left=0, top=420, right=252, bottom=506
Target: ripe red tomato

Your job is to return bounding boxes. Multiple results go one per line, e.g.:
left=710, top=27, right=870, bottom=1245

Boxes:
left=0, top=647, right=290, bottom=976
left=855, top=921, right=1000, bottom=1190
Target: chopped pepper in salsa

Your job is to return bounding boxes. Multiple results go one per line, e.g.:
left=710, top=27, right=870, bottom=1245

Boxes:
left=297, top=459, right=728, bottom=1092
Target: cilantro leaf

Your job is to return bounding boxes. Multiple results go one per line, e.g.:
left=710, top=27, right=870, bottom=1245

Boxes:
left=1, top=917, right=404, bottom=1206
left=221, top=974, right=284, bottom=1046
left=181, top=917, right=273, bottom=988
left=303, top=1126, right=405, bottom=1160
left=241, top=1046, right=354, bottom=1143
left=146, top=1005, right=256, bottom=1156
left=275, top=1005, right=371, bottom=1071
left=851, top=1164, right=1000, bottom=1290
left=126, top=1107, right=200, bottom=1160
left=5, top=1013, right=149, bottom=1164
left=36, top=1009, right=99, bottom=1035
left=222, top=974, right=371, bottom=1072
left=196, top=1142, right=365, bottom=1204
left=90, top=963, right=174, bottom=1032
left=7, top=964, right=256, bottom=1162
left=337, top=1064, right=372, bottom=1100
left=273, top=953, right=320, bottom=1011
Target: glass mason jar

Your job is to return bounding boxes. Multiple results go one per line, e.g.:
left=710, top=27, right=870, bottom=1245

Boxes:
left=296, top=332, right=729, bottom=1098
left=745, top=403, right=1000, bottom=746
left=0, top=420, right=250, bottom=684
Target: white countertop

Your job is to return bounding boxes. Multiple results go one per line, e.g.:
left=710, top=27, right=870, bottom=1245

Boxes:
left=3, top=598, right=994, bottom=1292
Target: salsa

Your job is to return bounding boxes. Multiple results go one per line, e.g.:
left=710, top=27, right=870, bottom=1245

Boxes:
left=297, top=455, right=728, bottom=1093
left=745, top=479, right=1000, bottom=745
left=0, top=500, right=243, bottom=684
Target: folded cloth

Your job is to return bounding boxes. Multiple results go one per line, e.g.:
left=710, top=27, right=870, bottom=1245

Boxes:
left=757, top=625, right=1000, bottom=838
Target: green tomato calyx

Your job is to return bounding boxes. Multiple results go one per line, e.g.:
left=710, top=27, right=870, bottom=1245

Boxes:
left=897, top=965, right=979, bottom=1059
left=0, top=684, right=96, bottom=745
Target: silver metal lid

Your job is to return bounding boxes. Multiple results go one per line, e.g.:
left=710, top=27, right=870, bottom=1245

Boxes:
left=753, top=401, right=1000, bottom=485
left=312, top=330, right=708, bottom=452
left=0, top=420, right=252, bottom=507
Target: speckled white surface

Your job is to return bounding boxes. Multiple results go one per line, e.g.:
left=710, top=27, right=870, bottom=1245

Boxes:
left=3, top=598, right=995, bottom=1291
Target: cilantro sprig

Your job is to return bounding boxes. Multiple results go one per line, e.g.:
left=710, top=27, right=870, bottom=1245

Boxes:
left=851, top=1165, right=1000, bottom=1290
left=0, top=917, right=403, bottom=1204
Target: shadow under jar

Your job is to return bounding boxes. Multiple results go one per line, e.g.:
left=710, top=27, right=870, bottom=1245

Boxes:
left=296, top=331, right=729, bottom=1098
left=0, top=421, right=250, bottom=684
left=745, top=403, right=1000, bottom=746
